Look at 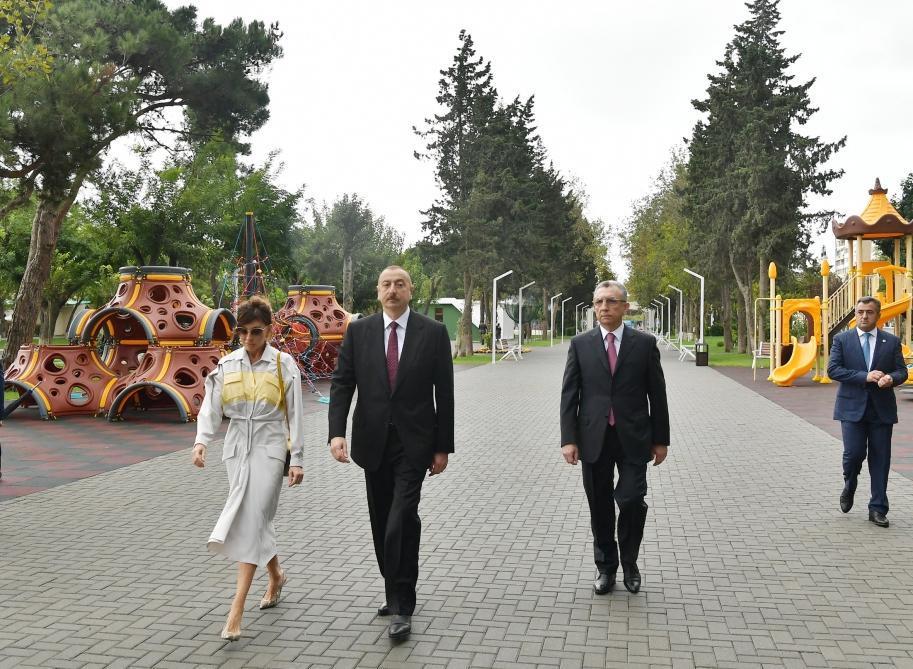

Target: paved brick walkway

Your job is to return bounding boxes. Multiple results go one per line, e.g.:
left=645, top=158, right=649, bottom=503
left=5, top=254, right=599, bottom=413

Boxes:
left=2, top=343, right=913, bottom=668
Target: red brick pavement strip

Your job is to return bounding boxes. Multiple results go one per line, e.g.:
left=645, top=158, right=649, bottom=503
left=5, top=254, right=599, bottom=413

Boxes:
left=714, top=365, right=913, bottom=482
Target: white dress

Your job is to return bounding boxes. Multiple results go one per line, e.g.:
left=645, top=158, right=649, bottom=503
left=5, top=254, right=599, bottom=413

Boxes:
left=195, top=345, right=305, bottom=567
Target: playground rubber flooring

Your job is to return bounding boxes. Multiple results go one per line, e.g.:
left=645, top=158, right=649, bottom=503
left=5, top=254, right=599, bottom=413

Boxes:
left=715, top=365, right=913, bottom=483
left=0, top=367, right=485, bottom=502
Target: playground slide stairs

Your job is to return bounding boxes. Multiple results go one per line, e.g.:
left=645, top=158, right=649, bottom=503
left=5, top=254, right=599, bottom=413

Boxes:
left=770, top=336, right=819, bottom=387
left=845, top=294, right=912, bottom=331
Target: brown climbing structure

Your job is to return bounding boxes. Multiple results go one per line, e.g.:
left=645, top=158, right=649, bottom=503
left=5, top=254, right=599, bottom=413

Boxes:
left=3, top=266, right=234, bottom=421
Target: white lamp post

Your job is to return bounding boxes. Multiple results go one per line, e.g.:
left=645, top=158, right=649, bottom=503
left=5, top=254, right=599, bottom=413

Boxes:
left=492, top=269, right=513, bottom=364
left=668, top=284, right=684, bottom=349
left=518, top=281, right=535, bottom=355
left=684, top=268, right=705, bottom=343
left=660, top=294, right=672, bottom=344
left=652, top=299, right=664, bottom=339
left=574, top=302, right=585, bottom=334
left=549, top=292, right=562, bottom=346
left=561, top=296, right=573, bottom=344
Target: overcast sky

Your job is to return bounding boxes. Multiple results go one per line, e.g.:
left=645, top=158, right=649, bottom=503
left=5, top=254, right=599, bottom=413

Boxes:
left=162, top=0, right=913, bottom=279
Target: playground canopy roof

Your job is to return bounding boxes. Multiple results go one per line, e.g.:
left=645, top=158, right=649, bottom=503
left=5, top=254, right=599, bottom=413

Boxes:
left=832, top=178, right=911, bottom=240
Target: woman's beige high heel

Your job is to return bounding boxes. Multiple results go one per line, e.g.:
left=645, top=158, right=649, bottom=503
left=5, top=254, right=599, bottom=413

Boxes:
left=259, top=572, right=287, bottom=610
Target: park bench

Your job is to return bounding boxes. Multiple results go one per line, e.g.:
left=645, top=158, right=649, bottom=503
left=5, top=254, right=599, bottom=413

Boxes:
left=498, top=338, right=521, bottom=361
left=752, top=341, right=772, bottom=380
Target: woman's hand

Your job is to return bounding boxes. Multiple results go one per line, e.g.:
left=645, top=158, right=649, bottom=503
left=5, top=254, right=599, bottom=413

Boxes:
left=287, top=466, right=303, bottom=487
left=192, top=443, right=206, bottom=468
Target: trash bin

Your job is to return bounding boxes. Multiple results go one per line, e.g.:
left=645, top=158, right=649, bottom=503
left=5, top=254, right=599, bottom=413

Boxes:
left=695, top=342, right=709, bottom=367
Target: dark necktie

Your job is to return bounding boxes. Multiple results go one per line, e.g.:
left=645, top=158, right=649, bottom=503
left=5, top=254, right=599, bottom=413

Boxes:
left=387, top=322, right=399, bottom=387
left=606, top=332, right=617, bottom=425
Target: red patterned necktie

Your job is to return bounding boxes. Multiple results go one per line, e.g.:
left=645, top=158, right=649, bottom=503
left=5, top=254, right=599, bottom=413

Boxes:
left=606, top=332, right=617, bottom=426
left=387, top=322, right=399, bottom=387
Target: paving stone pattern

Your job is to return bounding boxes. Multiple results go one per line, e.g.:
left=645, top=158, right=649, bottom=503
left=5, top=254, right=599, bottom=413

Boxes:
left=2, top=343, right=913, bottom=668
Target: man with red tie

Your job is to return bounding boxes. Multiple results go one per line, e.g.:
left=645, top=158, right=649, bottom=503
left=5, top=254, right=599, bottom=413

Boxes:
left=329, top=266, right=454, bottom=640
left=560, top=280, right=670, bottom=595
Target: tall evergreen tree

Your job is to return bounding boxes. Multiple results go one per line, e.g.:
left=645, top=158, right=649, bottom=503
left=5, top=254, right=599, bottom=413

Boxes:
left=686, top=0, right=844, bottom=351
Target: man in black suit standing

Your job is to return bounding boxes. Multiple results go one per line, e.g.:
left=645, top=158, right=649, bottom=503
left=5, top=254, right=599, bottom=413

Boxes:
left=329, top=266, right=454, bottom=640
left=827, top=296, right=907, bottom=528
left=560, top=280, right=669, bottom=595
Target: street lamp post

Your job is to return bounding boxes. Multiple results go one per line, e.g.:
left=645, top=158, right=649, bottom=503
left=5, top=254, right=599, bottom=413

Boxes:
left=492, top=269, right=513, bottom=364
left=518, top=281, right=535, bottom=356
left=660, top=294, right=672, bottom=345
left=549, top=292, right=562, bottom=346
left=561, top=296, right=573, bottom=344
left=684, top=268, right=705, bottom=343
left=574, top=302, right=585, bottom=334
left=668, top=284, right=684, bottom=349
left=652, top=299, right=664, bottom=340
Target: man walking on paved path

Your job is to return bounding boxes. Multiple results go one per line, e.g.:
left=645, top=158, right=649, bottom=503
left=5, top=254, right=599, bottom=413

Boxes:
left=560, top=279, right=669, bottom=595
left=827, top=296, right=907, bottom=528
left=329, top=265, right=454, bottom=640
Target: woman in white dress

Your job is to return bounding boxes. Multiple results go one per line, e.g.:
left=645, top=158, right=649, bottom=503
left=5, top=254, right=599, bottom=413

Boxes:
left=192, top=296, right=305, bottom=641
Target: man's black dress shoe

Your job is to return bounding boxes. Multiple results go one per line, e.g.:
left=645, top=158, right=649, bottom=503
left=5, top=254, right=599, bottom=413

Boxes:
left=869, top=510, right=889, bottom=527
left=388, top=614, right=411, bottom=640
left=593, top=571, right=616, bottom=595
left=377, top=603, right=391, bottom=617
left=840, top=483, right=855, bottom=513
left=622, top=564, right=641, bottom=593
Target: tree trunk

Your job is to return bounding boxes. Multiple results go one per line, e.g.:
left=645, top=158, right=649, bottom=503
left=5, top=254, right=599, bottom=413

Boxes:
left=422, top=275, right=441, bottom=316
left=2, top=197, right=73, bottom=367
left=0, top=291, right=6, bottom=339
left=758, top=256, right=767, bottom=341
left=736, top=298, right=747, bottom=353
left=342, top=254, right=354, bottom=313
left=40, top=299, right=65, bottom=344
left=721, top=282, right=733, bottom=352
left=729, top=250, right=755, bottom=354
left=456, top=269, right=474, bottom=357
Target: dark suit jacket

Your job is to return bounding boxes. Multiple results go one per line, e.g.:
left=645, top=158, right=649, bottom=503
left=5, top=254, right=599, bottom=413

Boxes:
left=329, top=310, right=455, bottom=471
left=560, top=326, right=670, bottom=464
left=827, top=328, right=908, bottom=424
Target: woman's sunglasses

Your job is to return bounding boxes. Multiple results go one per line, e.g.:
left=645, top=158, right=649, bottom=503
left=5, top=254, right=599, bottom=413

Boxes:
left=235, top=326, right=267, bottom=337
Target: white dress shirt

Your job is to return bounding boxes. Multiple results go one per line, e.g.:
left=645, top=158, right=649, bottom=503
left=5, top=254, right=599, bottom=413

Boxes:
left=383, top=307, right=410, bottom=360
left=599, top=322, right=624, bottom=355
left=856, top=327, right=877, bottom=371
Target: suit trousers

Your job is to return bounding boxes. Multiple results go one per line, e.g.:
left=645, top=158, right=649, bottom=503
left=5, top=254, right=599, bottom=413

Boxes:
left=841, top=400, right=892, bottom=514
left=581, top=426, right=648, bottom=574
left=364, top=426, right=425, bottom=616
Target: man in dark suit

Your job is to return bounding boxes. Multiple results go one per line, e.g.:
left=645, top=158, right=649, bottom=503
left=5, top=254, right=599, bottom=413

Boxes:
left=329, top=266, right=454, bottom=639
left=560, top=280, right=670, bottom=595
left=827, top=296, right=907, bottom=528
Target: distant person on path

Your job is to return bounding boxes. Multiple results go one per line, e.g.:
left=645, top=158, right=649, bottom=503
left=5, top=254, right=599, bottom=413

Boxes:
left=192, top=295, right=305, bottom=640
left=827, top=296, right=907, bottom=528
left=560, top=280, right=670, bottom=595
left=329, top=266, right=454, bottom=641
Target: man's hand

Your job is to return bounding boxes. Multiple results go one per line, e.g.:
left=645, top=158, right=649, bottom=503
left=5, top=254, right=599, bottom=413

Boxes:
left=867, top=370, right=885, bottom=383
left=429, top=452, right=449, bottom=476
left=287, top=466, right=304, bottom=487
left=651, top=445, right=668, bottom=466
left=192, top=443, right=206, bottom=468
left=877, top=374, right=894, bottom=388
left=329, top=437, right=350, bottom=463
left=561, top=444, right=579, bottom=465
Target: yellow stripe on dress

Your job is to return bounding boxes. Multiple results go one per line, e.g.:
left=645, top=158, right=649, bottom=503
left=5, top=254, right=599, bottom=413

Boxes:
left=221, top=370, right=283, bottom=407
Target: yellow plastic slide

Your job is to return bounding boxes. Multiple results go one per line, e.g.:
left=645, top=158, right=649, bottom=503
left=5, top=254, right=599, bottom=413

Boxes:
left=770, top=336, right=818, bottom=387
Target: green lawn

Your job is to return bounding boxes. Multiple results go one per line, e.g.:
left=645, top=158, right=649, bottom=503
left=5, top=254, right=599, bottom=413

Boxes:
left=453, top=353, right=492, bottom=365
left=702, top=335, right=754, bottom=367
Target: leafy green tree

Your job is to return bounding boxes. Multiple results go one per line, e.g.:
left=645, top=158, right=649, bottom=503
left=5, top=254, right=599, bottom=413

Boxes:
left=0, top=0, right=282, bottom=366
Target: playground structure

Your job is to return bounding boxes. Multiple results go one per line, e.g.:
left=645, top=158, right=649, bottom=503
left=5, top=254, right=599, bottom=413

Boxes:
left=272, top=284, right=352, bottom=398
left=3, top=266, right=234, bottom=421
left=218, top=213, right=354, bottom=398
left=763, top=179, right=913, bottom=386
